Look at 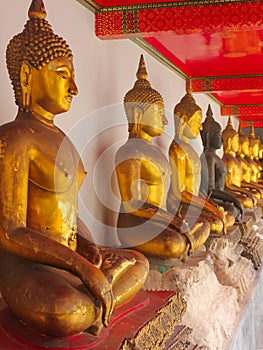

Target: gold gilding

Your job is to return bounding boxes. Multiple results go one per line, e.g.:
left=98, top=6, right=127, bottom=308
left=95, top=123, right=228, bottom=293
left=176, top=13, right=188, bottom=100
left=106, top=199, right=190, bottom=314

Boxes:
left=116, top=55, right=210, bottom=259
left=0, top=0, right=149, bottom=338
left=169, top=93, right=234, bottom=234
left=222, top=118, right=256, bottom=208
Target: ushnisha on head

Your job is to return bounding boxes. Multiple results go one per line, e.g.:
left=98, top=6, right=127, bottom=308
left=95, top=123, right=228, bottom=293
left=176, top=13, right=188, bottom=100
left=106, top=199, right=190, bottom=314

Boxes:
left=174, top=86, right=203, bottom=140
left=222, top=117, right=239, bottom=152
left=201, top=104, right=222, bottom=149
left=6, top=0, right=73, bottom=108
left=124, top=55, right=164, bottom=133
left=238, top=123, right=249, bottom=145
left=174, top=89, right=201, bottom=120
left=248, top=122, right=260, bottom=148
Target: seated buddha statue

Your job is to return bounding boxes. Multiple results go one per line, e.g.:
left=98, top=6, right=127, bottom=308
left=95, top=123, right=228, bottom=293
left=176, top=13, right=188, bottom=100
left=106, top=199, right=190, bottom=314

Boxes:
left=168, top=91, right=235, bottom=235
left=222, top=118, right=256, bottom=208
left=245, top=123, right=263, bottom=184
left=255, top=135, right=263, bottom=179
left=236, top=124, right=263, bottom=198
left=200, top=105, right=244, bottom=221
left=0, top=0, right=149, bottom=338
left=115, top=55, right=210, bottom=259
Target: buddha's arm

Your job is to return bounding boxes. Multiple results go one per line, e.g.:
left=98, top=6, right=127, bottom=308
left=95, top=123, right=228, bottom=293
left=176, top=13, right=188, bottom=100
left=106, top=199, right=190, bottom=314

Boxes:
left=225, top=182, right=257, bottom=205
left=169, top=146, right=224, bottom=221
left=116, top=160, right=187, bottom=232
left=204, top=154, right=216, bottom=191
left=210, top=188, right=244, bottom=216
left=77, top=217, right=102, bottom=268
left=183, top=190, right=224, bottom=221
left=241, top=181, right=263, bottom=197
left=169, top=144, right=185, bottom=200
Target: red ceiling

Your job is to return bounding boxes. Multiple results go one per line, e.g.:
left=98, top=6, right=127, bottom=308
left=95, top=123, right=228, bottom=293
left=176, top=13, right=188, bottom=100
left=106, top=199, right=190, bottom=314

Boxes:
left=82, top=0, right=263, bottom=121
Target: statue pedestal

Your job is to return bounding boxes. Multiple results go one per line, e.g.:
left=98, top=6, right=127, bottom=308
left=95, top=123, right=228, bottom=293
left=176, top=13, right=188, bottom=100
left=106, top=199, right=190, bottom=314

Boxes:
left=205, top=225, right=255, bottom=302
left=238, top=207, right=263, bottom=269
left=236, top=213, right=255, bottom=237
left=144, top=252, right=239, bottom=349
left=244, top=206, right=262, bottom=222
left=0, top=290, right=200, bottom=350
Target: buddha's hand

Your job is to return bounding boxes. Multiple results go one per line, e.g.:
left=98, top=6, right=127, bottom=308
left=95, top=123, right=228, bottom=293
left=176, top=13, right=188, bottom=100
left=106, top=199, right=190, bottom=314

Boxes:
left=77, top=238, right=102, bottom=268
left=77, top=219, right=102, bottom=268
left=78, top=261, right=114, bottom=327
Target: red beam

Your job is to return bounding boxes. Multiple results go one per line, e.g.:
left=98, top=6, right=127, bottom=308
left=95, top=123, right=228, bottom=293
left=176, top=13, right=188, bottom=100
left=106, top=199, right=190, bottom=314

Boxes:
left=96, top=2, right=263, bottom=39
left=187, top=76, right=263, bottom=93
left=221, top=105, right=263, bottom=117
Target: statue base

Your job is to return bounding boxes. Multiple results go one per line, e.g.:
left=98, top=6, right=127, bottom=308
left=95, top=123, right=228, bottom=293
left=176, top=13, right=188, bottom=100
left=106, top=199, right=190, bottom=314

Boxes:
left=205, top=225, right=255, bottom=302
left=144, top=251, right=239, bottom=349
left=244, top=206, right=262, bottom=222
left=235, top=212, right=255, bottom=237
left=240, top=229, right=263, bottom=269
left=0, top=291, right=200, bottom=350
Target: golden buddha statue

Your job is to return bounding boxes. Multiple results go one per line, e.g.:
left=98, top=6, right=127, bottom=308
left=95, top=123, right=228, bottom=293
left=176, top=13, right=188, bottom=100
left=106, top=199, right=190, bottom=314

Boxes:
left=245, top=123, right=263, bottom=183
left=168, top=92, right=234, bottom=234
left=200, top=105, right=244, bottom=221
left=222, top=118, right=256, bottom=208
left=256, top=135, right=263, bottom=171
left=0, top=0, right=149, bottom=338
left=256, top=136, right=263, bottom=180
left=236, top=124, right=263, bottom=198
left=115, top=55, right=210, bottom=259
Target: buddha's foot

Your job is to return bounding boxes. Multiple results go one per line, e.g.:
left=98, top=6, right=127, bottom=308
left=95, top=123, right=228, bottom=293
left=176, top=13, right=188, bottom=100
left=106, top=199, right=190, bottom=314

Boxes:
left=85, top=316, right=104, bottom=336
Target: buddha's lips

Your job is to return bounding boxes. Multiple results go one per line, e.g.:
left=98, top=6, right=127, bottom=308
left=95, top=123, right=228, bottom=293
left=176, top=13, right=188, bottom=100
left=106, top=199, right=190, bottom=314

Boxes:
left=65, top=96, right=73, bottom=103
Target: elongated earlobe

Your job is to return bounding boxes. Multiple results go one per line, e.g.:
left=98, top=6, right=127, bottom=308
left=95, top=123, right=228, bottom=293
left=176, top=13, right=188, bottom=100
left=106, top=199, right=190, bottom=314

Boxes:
left=20, top=62, right=32, bottom=111
left=133, top=106, right=143, bottom=137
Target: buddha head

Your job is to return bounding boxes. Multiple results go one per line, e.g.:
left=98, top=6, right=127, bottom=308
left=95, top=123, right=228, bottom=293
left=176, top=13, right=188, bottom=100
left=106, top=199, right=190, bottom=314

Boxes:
left=124, top=55, right=167, bottom=138
left=248, top=123, right=260, bottom=158
left=258, top=137, right=263, bottom=159
left=6, top=0, right=78, bottom=117
left=222, top=117, right=239, bottom=153
left=237, top=123, right=250, bottom=156
left=174, top=87, right=202, bottom=141
left=200, top=104, right=222, bottom=150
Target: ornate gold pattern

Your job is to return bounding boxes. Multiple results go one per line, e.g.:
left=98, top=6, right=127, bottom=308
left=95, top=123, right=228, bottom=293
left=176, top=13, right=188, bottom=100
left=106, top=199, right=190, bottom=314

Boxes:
left=96, top=0, right=255, bottom=13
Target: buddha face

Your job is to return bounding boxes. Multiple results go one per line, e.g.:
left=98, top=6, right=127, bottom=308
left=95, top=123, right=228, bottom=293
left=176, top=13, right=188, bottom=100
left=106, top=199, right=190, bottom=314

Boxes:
left=210, top=129, right=223, bottom=149
left=140, top=101, right=168, bottom=137
left=231, top=134, right=239, bottom=152
left=251, top=143, right=259, bottom=158
left=30, top=57, right=78, bottom=119
left=241, top=140, right=250, bottom=156
left=183, top=110, right=203, bottom=140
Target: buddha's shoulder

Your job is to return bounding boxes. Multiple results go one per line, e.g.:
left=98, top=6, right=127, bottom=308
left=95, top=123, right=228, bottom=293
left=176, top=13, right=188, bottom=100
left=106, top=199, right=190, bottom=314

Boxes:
left=0, top=119, right=30, bottom=139
left=169, top=140, right=187, bottom=158
left=116, top=139, right=157, bottom=160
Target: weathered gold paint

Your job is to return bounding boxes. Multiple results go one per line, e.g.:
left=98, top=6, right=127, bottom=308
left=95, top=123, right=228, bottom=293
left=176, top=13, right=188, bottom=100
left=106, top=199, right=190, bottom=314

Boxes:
left=116, top=55, right=210, bottom=258
left=169, top=92, right=234, bottom=234
left=0, top=0, right=149, bottom=337
left=222, top=118, right=256, bottom=208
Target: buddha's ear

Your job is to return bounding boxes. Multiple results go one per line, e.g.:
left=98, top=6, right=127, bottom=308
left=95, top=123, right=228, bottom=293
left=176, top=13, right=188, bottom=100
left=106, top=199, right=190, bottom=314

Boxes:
left=181, top=114, right=188, bottom=125
left=205, top=133, right=210, bottom=148
left=133, top=106, right=143, bottom=125
left=227, top=137, right=232, bottom=150
left=20, top=62, right=32, bottom=111
left=20, top=62, right=32, bottom=87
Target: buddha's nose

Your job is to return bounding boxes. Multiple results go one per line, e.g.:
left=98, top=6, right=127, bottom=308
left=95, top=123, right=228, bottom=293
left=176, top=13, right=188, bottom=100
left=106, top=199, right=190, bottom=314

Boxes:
left=69, top=79, right=78, bottom=95
left=163, top=115, right=168, bottom=125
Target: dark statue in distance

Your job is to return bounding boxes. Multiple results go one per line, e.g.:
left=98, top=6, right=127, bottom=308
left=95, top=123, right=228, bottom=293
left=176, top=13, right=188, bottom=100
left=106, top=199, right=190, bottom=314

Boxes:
left=200, top=105, right=244, bottom=221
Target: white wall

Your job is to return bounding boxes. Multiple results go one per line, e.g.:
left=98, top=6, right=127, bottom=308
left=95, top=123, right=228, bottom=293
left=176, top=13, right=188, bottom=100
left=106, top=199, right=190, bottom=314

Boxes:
left=0, top=0, right=238, bottom=246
